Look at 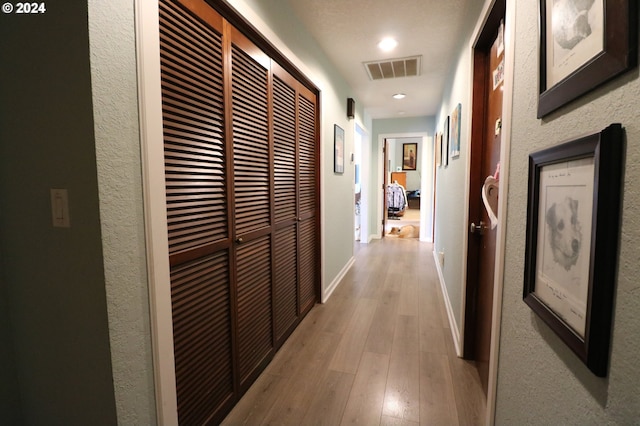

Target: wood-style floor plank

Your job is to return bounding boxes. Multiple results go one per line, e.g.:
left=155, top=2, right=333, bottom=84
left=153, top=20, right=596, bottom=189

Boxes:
left=301, top=370, right=355, bottom=425
left=340, top=351, right=389, bottom=425
left=223, top=238, right=486, bottom=425
left=382, top=314, right=420, bottom=423
left=329, top=298, right=378, bottom=374
left=419, top=352, right=459, bottom=425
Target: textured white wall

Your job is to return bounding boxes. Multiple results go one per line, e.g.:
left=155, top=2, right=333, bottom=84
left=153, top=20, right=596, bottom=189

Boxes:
left=496, top=0, right=640, bottom=423
left=88, top=1, right=157, bottom=424
left=433, top=46, right=474, bottom=332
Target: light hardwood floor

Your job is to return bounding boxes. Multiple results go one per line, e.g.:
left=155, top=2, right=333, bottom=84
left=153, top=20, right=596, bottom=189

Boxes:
left=223, top=238, right=486, bottom=425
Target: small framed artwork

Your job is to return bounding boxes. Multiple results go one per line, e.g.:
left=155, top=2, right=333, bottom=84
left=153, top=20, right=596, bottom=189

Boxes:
left=435, top=132, right=442, bottom=168
left=442, top=116, right=450, bottom=167
left=402, top=143, right=418, bottom=171
left=537, top=0, right=638, bottom=118
left=334, top=124, right=344, bottom=174
left=450, top=103, right=461, bottom=158
left=523, top=123, right=623, bottom=376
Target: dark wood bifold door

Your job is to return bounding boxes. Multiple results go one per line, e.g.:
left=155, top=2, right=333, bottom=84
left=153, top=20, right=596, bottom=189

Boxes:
left=159, top=0, right=320, bottom=424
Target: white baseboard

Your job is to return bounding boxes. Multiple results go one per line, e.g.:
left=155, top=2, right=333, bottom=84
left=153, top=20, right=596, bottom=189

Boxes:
left=322, top=256, right=355, bottom=303
left=432, top=250, right=462, bottom=357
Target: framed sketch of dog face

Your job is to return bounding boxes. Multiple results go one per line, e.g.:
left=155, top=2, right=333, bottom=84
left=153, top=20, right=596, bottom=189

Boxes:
left=523, top=123, right=624, bottom=377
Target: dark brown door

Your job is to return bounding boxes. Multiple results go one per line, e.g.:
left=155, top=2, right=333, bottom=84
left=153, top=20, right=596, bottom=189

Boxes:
left=296, top=90, right=319, bottom=315
left=381, top=139, right=389, bottom=236
left=464, top=0, right=505, bottom=394
left=159, top=2, right=236, bottom=424
left=229, top=31, right=275, bottom=392
left=271, top=64, right=318, bottom=347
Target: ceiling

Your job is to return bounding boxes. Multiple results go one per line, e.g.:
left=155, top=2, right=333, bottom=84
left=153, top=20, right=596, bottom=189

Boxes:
left=284, top=0, right=477, bottom=119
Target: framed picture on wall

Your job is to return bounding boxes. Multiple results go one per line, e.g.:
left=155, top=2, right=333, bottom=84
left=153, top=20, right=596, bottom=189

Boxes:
left=402, top=143, right=418, bottom=170
left=450, top=103, right=461, bottom=158
left=537, top=0, right=637, bottom=117
left=435, top=132, right=442, bottom=167
left=334, top=124, right=344, bottom=174
left=523, top=123, right=623, bottom=377
left=442, top=116, right=450, bottom=167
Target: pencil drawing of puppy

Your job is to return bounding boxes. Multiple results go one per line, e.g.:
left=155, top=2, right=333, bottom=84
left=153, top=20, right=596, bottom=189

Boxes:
left=546, top=196, right=582, bottom=270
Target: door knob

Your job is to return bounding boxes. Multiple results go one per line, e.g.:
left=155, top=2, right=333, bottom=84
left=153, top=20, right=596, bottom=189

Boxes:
left=235, top=237, right=244, bottom=244
left=470, top=221, right=487, bottom=235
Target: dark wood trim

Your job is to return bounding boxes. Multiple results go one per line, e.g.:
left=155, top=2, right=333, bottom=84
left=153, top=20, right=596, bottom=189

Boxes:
left=463, top=49, right=488, bottom=359
left=268, top=60, right=278, bottom=350
left=474, top=0, right=505, bottom=51
left=314, top=89, right=322, bottom=304
left=221, top=17, right=241, bottom=400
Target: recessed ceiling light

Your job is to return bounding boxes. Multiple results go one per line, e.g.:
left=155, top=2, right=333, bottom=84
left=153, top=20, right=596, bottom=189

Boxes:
left=392, top=93, right=406, bottom=99
left=397, top=111, right=406, bottom=115
left=378, top=37, right=397, bottom=52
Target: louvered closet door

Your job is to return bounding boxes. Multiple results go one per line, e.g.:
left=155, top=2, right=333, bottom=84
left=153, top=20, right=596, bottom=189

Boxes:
left=230, top=31, right=274, bottom=389
left=298, top=90, right=318, bottom=314
left=159, top=1, right=233, bottom=424
left=272, top=68, right=299, bottom=345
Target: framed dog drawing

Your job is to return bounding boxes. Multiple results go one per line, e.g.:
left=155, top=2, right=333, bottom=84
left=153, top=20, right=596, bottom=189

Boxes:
left=523, top=123, right=623, bottom=377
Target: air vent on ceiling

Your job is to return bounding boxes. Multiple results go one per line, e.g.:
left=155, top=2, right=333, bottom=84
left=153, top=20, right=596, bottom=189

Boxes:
left=364, top=55, right=422, bottom=80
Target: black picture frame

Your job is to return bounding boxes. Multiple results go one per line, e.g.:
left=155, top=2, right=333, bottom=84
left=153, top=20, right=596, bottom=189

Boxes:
left=402, top=143, right=418, bottom=171
left=523, top=123, right=623, bottom=376
left=334, top=124, right=344, bottom=174
left=538, top=0, right=638, bottom=118
left=442, top=116, right=450, bottom=167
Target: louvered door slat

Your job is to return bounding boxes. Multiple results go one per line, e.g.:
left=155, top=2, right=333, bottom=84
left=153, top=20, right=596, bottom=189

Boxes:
left=235, top=236, right=273, bottom=385
left=273, top=76, right=297, bottom=223
left=232, top=45, right=270, bottom=235
left=161, top=0, right=227, bottom=257
left=298, top=95, right=316, bottom=215
left=170, top=252, right=232, bottom=426
left=274, top=225, right=298, bottom=341
left=298, top=218, right=316, bottom=312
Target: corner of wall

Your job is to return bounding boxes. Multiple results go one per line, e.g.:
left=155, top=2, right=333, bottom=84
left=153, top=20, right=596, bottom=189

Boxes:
left=88, top=0, right=157, bottom=423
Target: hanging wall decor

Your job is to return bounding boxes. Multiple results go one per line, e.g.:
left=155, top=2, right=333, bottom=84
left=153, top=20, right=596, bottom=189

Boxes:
left=537, top=0, right=637, bottom=117
left=523, top=123, right=623, bottom=376
left=450, top=103, right=461, bottom=158
left=334, top=124, right=345, bottom=173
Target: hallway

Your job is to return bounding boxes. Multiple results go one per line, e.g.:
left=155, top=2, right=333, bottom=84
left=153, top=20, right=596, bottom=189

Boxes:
left=223, top=238, right=485, bottom=425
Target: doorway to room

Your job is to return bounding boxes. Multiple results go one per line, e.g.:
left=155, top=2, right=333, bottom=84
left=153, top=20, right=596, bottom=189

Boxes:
left=385, top=136, right=421, bottom=234
left=378, top=133, right=434, bottom=241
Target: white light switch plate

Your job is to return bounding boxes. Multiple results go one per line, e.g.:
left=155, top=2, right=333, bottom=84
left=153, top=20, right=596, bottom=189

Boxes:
left=50, top=188, right=70, bottom=228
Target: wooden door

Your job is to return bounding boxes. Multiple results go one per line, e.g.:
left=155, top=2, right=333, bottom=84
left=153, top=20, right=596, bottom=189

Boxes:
left=229, top=30, right=275, bottom=391
left=381, top=139, right=389, bottom=236
left=464, top=0, right=505, bottom=394
left=271, top=64, right=318, bottom=346
left=159, top=1, right=235, bottom=423
left=272, top=67, right=299, bottom=346
left=297, top=90, right=319, bottom=315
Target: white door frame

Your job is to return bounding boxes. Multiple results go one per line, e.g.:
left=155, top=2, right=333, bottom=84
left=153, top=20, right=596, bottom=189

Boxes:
left=376, top=132, right=433, bottom=241
left=135, top=1, right=178, bottom=424
left=354, top=122, right=370, bottom=243
left=465, top=1, right=516, bottom=424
